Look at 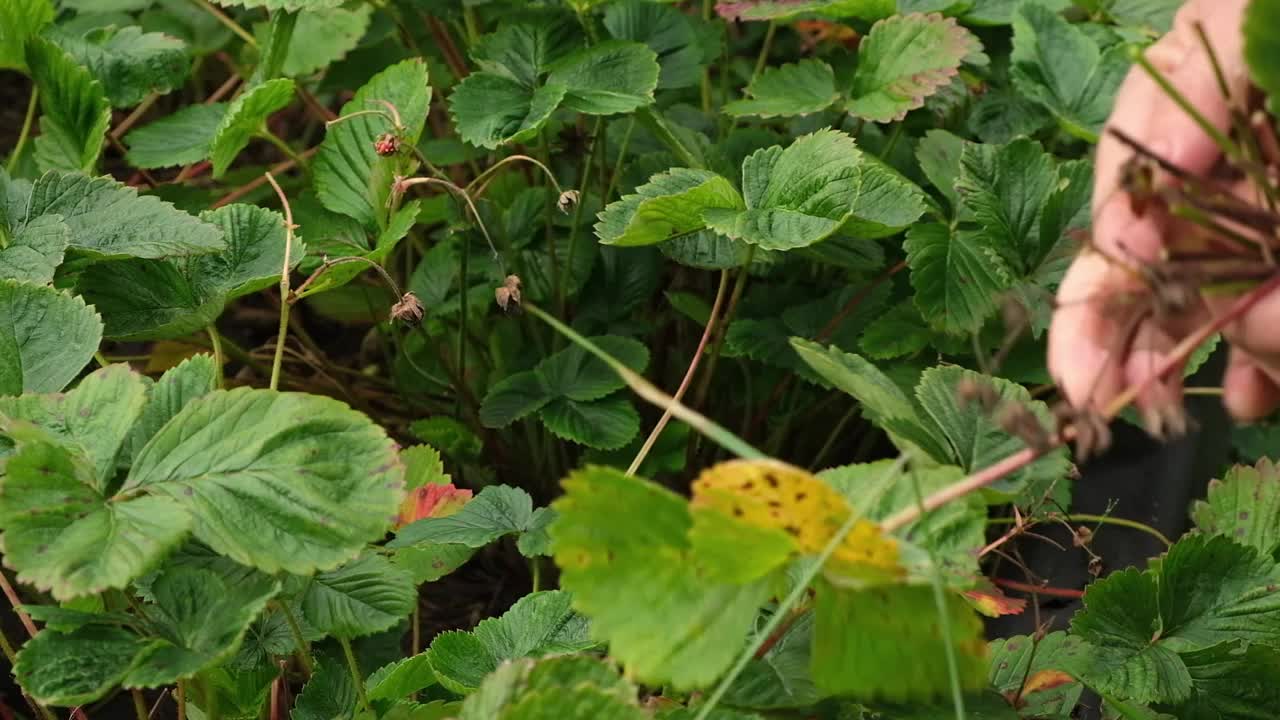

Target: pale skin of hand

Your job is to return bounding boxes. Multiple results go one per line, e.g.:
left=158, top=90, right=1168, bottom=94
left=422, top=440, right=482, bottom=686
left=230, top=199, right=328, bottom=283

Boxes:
left=1046, top=0, right=1280, bottom=424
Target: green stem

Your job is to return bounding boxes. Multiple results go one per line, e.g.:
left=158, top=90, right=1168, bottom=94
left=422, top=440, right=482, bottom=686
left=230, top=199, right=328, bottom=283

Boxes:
left=191, top=0, right=258, bottom=47
left=260, top=129, right=308, bottom=174
left=177, top=679, right=187, bottom=720
left=987, top=512, right=1173, bottom=547
left=691, top=248, right=754, bottom=414
left=95, top=351, right=110, bottom=369
left=525, top=303, right=764, bottom=460
left=132, top=689, right=149, bottom=720
left=339, top=637, right=372, bottom=715
left=6, top=87, right=38, bottom=175
left=602, top=116, right=636, bottom=203
left=635, top=106, right=703, bottom=169
left=265, top=173, right=295, bottom=391
left=457, top=231, right=470, bottom=418
left=563, top=118, right=605, bottom=312
left=693, top=457, right=910, bottom=720
left=810, top=403, right=859, bottom=470
left=908, top=467, right=966, bottom=720
left=462, top=5, right=481, bottom=44
left=530, top=558, right=542, bottom=593
left=275, top=601, right=314, bottom=677
left=536, top=132, right=562, bottom=319
left=750, top=21, right=777, bottom=84
left=207, top=324, right=225, bottom=389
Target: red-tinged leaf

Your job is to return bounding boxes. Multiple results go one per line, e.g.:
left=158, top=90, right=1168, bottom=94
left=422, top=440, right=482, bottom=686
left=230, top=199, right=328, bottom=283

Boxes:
left=964, top=581, right=1027, bottom=617
left=1021, top=669, right=1076, bottom=697
left=847, top=13, right=981, bottom=123
left=396, top=484, right=473, bottom=528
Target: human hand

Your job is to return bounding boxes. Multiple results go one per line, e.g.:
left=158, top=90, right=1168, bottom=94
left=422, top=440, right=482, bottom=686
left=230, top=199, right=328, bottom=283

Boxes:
left=1045, top=0, right=1277, bottom=427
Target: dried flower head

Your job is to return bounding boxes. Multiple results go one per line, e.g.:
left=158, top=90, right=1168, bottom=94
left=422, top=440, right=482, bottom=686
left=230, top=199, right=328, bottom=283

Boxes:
left=374, top=132, right=401, bottom=157
left=556, top=190, right=580, bottom=214
left=495, top=274, right=523, bottom=314
left=391, top=292, right=425, bottom=326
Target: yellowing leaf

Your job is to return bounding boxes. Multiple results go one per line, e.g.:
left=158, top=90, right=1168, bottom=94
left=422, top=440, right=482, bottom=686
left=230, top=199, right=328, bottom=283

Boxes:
left=691, top=459, right=903, bottom=585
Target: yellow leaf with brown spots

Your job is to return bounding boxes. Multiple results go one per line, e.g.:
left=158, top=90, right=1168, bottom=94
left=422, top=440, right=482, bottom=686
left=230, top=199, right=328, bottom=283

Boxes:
left=691, top=459, right=904, bottom=586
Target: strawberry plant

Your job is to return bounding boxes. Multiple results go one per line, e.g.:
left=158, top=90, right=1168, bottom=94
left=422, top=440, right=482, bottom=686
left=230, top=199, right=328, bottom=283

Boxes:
left=2, top=0, right=1280, bottom=718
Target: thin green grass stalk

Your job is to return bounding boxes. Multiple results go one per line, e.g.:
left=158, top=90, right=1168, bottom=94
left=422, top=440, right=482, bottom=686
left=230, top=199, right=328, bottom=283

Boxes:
left=906, top=467, right=966, bottom=720
left=636, top=106, right=703, bottom=169
left=191, top=0, right=258, bottom=47
left=206, top=324, right=224, bottom=389
left=339, top=637, right=372, bottom=715
left=692, top=456, right=910, bottom=720
left=987, top=512, right=1172, bottom=546
left=6, top=87, right=37, bottom=175
left=525, top=303, right=765, bottom=460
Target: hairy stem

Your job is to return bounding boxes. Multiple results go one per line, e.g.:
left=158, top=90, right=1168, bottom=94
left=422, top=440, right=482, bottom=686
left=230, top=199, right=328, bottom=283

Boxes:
left=264, top=173, right=296, bottom=391
left=628, top=270, right=731, bottom=476
left=0, top=569, right=38, bottom=637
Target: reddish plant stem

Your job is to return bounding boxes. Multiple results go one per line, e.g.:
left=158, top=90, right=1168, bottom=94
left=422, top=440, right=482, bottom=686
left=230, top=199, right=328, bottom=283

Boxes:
left=884, top=271, right=1280, bottom=533
left=0, top=570, right=37, bottom=637
left=211, top=148, right=317, bottom=208
left=426, top=16, right=470, bottom=80
left=992, top=577, right=1084, bottom=600
left=627, top=270, right=731, bottom=475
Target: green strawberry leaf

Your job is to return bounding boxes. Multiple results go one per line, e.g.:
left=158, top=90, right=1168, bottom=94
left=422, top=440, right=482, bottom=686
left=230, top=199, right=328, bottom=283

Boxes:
left=301, top=552, right=416, bottom=639
left=315, top=59, right=430, bottom=229
left=390, top=484, right=535, bottom=549
left=550, top=466, right=771, bottom=690
left=915, top=366, right=1071, bottom=501
left=123, top=388, right=404, bottom=575
left=15, top=626, right=157, bottom=706
left=716, top=0, right=895, bottom=21
left=77, top=258, right=227, bottom=340
left=1191, top=459, right=1280, bottom=560
left=26, top=35, right=111, bottom=173
left=124, top=561, right=281, bottom=687
left=122, top=354, right=219, bottom=462
left=1157, top=640, right=1280, bottom=718
left=859, top=303, right=930, bottom=360
left=546, top=40, right=659, bottom=115
left=273, top=4, right=371, bottom=78
left=479, top=370, right=553, bottom=428
left=603, top=0, right=704, bottom=89
left=846, top=13, right=980, bottom=123
left=904, top=221, right=1011, bottom=335
left=956, top=137, right=1059, bottom=273
left=0, top=0, right=53, bottom=70
left=46, top=25, right=189, bottom=108
left=1070, top=535, right=1280, bottom=704
left=1246, top=0, right=1280, bottom=108
left=721, top=612, right=821, bottom=710
left=26, top=171, right=226, bottom=259
left=0, top=435, right=191, bottom=601
left=192, top=203, right=304, bottom=299
left=724, top=59, right=839, bottom=118
left=0, top=363, right=147, bottom=482
left=1011, top=4, right=1130, bottom=142
left=291, top=200, right=416, bottom=299
left=811, top=581, right=987, bottom=701
left=535, top=336, right=650, bottom=402
left=124, top=102, right=227, bottom=169
left=704, top=129, right=875, bottom=251
left=426, top=590, right=594, bottom=693
left=367, top=653, right=438, bottom=703
left=450, top=75, right=567, bottom=150
left=0, top=214, right=69, bottom=284
left=539, top=394, right=641, bottom=451
left=0, top=280, right=103, bottom=395
left=595, top=168, right=744, bottom=247
left=987, top=632, right=1086, bottom=718
left=458, top=655, right=644, bottom=720
left=208, top=77, right=295, bottom=178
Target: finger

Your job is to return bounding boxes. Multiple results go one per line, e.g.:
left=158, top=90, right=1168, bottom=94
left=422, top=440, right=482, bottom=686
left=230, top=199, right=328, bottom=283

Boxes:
left=1048, top=253, right=1136, bottom=408
left=1223, top=349, right=1280, bottom=422
left=1123, top=322, right=1187, bottom=436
